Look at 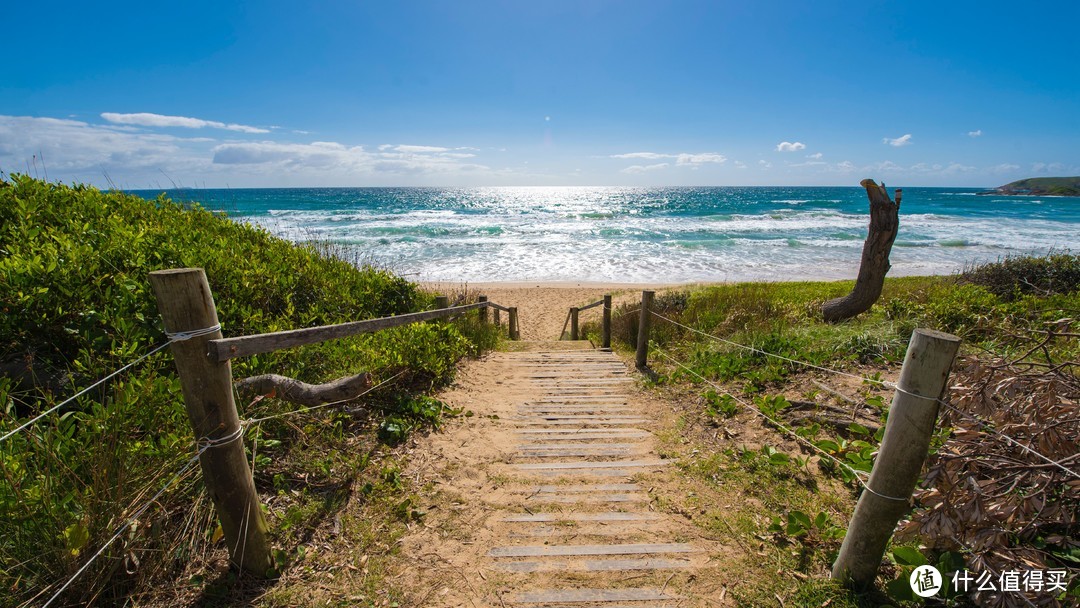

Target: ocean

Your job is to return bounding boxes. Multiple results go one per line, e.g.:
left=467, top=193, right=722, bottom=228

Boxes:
left=130, top=186, right=1080, bottom=283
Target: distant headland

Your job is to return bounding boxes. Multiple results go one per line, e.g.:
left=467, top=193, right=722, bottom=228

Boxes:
left=978, top=176, right=1080, bottom=197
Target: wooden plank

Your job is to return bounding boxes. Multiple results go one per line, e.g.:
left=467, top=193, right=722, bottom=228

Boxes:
left=494, top=557, right=692, bottom=573
left=519, top=443, right=641, bottom=451
left=532, top=469, right=644, bottom=477
left=209, top=302, right=488, bottom=361
left=533, top=483, right=640, bottom=492
left=500, top=512, right=661, bottom=522
left=508, top=588, right=678, bottom=603
left=532, top=396, right=630, bottom=401
left=517, top=415, right=643, bottom=420
left=577, top=299, right=605, bottom=312
left=524, top=493, right=647, bottom=503
left=508, top=525, right=664, bottom=538
left=514, top=419, right=646, bottom=426
left=514, top=460, right=668, bottom=470
left=519, top=406, right=633, bottom=412
left=518, top=450, right=633, bottom=458
left=490, top=543, right=695, bottom=558
left=516, top=430, right=649, bottom=438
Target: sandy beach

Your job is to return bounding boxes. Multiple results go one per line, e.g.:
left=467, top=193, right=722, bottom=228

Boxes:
left=420, top=282, right=690, bottom=340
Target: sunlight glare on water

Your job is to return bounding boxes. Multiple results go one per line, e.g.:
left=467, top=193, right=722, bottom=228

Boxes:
left=133, top=186, right=1080, bottom=283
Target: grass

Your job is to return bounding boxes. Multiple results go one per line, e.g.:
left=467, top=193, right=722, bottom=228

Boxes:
left=0, top=175, right=502, bottom=607
left=587, top=253, right=1079, bottom=606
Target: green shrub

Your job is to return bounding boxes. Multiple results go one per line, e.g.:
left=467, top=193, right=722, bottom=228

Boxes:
left=959, top=251, right=1080, bottom=300
left=0, top=176, right=495, bottom=606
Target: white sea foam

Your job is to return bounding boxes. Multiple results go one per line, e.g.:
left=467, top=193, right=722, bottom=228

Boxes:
left=223, top=187, right=1080, bottom=283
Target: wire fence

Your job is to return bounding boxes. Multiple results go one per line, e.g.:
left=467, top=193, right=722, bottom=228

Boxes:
left=1, top=307, right=444, bottom=606
left=39, top=444, right=207, bottom=608
left=0, top=341, right=172, bottom=445
left=644, top=309, right=1080, bottom=482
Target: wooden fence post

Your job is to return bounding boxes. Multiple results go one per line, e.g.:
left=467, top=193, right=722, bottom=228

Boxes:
left=832, top=328, right=961, bottom=588
left=148, top=268, right=272, bottom=577
left=434, top=295, right=449, bottom=309
left=636, top=291, right=655, bottom=369
left=494, top=308, right=501, bottom=326
left=570, top=307, right=580, bottom=340
left=478, top=295, right=488, bottom=324
left=509, top=307, right=519, bottom=340
left=602, top=294, right=612, bottom=350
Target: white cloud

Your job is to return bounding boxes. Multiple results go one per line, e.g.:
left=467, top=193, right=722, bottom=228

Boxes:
left=942, top=162, right=976, bottom=174
left=610, top=152, right=671, bottom=160
left=874, top=160, right=905, bottom=172
left=734, top=161, right=747, bottom=169
left=1032, top=162, right=1064, bottom=174
left=968, top=129, right=982, bottom=138
left=776, top=141, right=806, bottom=152
left=758, top=160, right=772, bottom=168
left=101, top=112, right=269, bottom=134
left=835, top=161, right=856, bottom=172
left=621, top=163, right=669, bottom=174
left=212, top=140, right=488, bottom=175
left=393, top=144, right=450, bottom=153
left=212, top=141, right=366, bottom=167
left=612, top=151, right=725, bottom=172
left=807, top=152, right=823, bottom=160
left=883, top=134, right=913, bottom=147
left=991, top=163, right=1020, bottom=173
left=0, top=114, right=495, bottom=186
left=0, top=115, right=212, bottom=179
left=676, top=153, right=726, bottom=166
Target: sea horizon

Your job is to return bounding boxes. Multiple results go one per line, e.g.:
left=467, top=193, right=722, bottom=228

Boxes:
left=130, top=185, right=1080, bottom=284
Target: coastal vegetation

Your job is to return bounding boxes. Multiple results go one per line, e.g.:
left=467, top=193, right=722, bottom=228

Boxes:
left=589, top=253, right=1079, bottom=606
left=0, top=175, right=499, bottom=606
left=983, top=176, right=1080, bottom=197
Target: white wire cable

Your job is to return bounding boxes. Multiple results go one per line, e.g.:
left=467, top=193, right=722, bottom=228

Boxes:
left=0, top=341, right=172, bottom=445
left=40, top=447, right=206, bottom=608
left=648, top=311, right=1080, bottom=481
left=650, top=310, right=876, bottom=384
left=651, top=347, right=908, bottom=503
left=935, top=401, right=1080, bottom=481
left=1, top=324, right=222, bottom=445
left=164, top=323, right=221, bottom=342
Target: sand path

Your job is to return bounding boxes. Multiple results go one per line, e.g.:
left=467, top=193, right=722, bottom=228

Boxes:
left=393, top=340, right=731, bottom=606
left=421, top=283, right=675, bottom=341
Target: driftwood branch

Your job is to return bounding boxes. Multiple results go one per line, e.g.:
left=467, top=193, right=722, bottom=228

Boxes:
left=235, top=372, right=372, bottom=406
left=821, top=179, right=901, bottom=323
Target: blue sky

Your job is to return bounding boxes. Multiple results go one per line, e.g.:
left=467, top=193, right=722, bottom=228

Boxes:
left=1, top=1, right=1078, bottom=188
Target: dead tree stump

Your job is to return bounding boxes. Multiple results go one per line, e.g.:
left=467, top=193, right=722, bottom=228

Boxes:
left=822, top=179, right=901, bottom=323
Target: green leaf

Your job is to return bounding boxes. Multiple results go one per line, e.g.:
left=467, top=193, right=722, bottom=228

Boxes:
left=815, top=439, right=840, bottom=453
left=891, top=545, right=929, bottom=567
left=64, top=522, right=90, bottom=556
left=848, top=423, right=871, bottom=437
left=813, top=511, right=829, bottom=528
left=885, top=576, right=916, bottom=602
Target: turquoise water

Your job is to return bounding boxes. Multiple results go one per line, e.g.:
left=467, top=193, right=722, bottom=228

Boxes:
left=130, top=186, right=1080, bottom=283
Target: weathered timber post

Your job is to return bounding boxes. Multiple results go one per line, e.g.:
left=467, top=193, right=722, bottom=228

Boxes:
left=434, top=295, right=449, bottom=309
left=494, top=308, right=501, bottom=326
left=149, top=268, right=272, bottom=577
left=822, top=180, right=901, bottom=323
left=570, top=307, right=580, bottom=340
left=478, top=295, right=488, bottom=323
left=832, top=328, right=961, bottom=588
left=602, top=294, right=612, bottom=350
left=508, top=307, right=520, bottom=340
left=635, top=291, right=655, bottom=369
